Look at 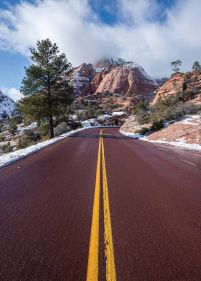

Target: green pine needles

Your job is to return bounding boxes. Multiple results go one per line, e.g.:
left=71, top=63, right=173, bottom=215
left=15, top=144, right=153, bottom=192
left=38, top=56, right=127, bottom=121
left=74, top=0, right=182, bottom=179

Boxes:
left=20, top=39, right=73, bottom=138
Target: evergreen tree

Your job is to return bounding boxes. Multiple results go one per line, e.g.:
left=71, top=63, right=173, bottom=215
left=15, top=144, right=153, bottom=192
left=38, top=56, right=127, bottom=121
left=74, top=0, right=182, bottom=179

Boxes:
left=20, top=39, right=73, bottom=138
left=2, top=110, right=8, bottom=120
left=86, top=102, right=94, bottom=119
left=192, top=61, right=201, bottom=71
left=171, top=60, right=182, bottom=73
left=0, top=120, right=3, bottom=133
left=8, top=119, right=18, bottom=135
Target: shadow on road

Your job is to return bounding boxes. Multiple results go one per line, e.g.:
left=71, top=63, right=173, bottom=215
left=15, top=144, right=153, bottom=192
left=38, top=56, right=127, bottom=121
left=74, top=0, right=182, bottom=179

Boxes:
left=68, top=133, right=132, bottom=140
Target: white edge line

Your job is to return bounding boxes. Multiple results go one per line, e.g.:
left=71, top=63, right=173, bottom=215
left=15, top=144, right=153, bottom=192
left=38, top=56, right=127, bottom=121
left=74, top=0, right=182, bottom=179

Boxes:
left=182, top=159, right=197, bottom=167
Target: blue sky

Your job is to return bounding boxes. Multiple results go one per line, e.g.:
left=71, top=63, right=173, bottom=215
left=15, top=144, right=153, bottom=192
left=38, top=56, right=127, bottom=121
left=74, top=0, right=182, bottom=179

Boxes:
left=0, top=0, right=200, bottom=100
left=90, top=0, right=176, bottom=24
left=0, top=51, right=27, bottom=89
left=0, top=0, right=28, bottom=90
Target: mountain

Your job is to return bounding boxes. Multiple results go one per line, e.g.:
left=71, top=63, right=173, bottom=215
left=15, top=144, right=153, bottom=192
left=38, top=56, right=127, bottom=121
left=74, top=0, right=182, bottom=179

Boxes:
left=70, top=63, right=96, bottom=96
left=93, top=65, right=158, bottom=100
left=0, top=90, right=15, bottom=118
left=70, top=59, right=158, bottom=101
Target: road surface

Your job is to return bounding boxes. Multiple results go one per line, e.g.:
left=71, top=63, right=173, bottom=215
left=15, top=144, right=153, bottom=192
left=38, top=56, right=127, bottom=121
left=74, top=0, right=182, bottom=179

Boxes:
left=0, top=128, right=201, bottom=281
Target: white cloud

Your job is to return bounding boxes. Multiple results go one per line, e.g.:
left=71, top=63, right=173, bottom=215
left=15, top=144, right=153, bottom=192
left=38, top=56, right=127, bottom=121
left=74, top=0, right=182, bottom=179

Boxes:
left=1, top=87, right=23, bottom=101
left=0, top=0, right=201, bottom=78
left=118, top=0, right=159, bottom=24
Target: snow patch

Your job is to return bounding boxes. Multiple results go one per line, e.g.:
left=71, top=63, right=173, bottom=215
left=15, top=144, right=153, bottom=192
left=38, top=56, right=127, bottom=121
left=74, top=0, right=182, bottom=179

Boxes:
left=0, top=128, right=88, bottom=168
left=17, top=122, right=37, bottom=133
left=120, top=129, right=201, bottom=152
left=81, top=119, right=99, bottom=128
left=0, top=90, right=15, bottom=118
left=97, top=114, right=112, bottom=120
left=141, top=137, right=201, bottom=152
left=95, top=67, right=106, bottom=73
left=179, top=115, right=201, bottom=125
left=119, top=129, right=142, bottom=139
left=112, top=111, right=125, bottom=116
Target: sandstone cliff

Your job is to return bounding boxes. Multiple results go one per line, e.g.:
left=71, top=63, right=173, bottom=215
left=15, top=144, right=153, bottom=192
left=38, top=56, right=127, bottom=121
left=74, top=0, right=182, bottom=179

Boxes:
left=152, top=71, right=201, bottom=105
left=147, top=115, right=201, bottom=145
left=94, top=66, right=158, bottom=100
left=70, top=60, right=158, bottom=102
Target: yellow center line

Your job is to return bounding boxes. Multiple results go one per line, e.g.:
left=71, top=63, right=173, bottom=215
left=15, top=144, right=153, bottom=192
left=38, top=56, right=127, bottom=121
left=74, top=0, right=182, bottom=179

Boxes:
left=86, top=130, right=102, bottom=281
left=101, top=134, right=117, bottom=281
left=86, top=129, right=117, bottom=281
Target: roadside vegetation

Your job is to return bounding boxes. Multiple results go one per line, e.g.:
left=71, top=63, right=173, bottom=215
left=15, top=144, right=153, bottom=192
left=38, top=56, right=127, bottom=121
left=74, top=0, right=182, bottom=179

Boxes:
left=131, top=59, right=201, bottom=135
left=133, top=89, right=201, bottom=134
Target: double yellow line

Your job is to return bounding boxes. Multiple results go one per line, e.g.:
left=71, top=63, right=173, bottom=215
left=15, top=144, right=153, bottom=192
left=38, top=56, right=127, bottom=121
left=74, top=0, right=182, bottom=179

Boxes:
left=86, top=130, right=117, bottom=281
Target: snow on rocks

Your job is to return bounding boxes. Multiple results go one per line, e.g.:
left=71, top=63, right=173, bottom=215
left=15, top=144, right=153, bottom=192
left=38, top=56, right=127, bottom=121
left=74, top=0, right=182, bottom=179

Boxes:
left=0, top=90, right=15, bottom=118
left=97, top=114, right=112, bottom=121
left=17, top=122, right=37, bottom=133
left=111, top=111, right=125, bottom=116
left=81, top=119, right=99, bottom=128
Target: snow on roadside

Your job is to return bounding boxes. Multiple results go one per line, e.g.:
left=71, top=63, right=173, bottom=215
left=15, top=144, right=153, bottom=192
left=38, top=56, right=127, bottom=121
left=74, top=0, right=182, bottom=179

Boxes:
left=119, top=129, right=142, bottom=139
left=141, top=137, right=201, bottom=152
left=179, top=114, right=200, bottom=125
left=120, top=130, right=201, bottom=152
left=0, top=128, right=87, bottom=168
left=81, top=119, right=99, bottom=128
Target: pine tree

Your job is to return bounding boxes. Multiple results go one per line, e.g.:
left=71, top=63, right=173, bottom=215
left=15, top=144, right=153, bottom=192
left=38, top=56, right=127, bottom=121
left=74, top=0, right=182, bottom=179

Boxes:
left=86, top=102, right=94, bottom=119
left=20, top=39, right=73, bottom=138
left=171, top=60, right=182, bottom=73
left=192, top=61, right=201, bottom=71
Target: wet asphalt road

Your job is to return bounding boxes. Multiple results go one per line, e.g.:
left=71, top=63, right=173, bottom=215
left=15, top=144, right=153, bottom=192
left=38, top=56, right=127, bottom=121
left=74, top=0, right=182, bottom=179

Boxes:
left=0, top=127, right=201, bottom=281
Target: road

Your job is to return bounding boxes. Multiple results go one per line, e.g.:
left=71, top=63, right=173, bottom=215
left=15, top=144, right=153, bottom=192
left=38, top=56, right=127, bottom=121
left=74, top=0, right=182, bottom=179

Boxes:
left=0, top=127, right=201, bottom=281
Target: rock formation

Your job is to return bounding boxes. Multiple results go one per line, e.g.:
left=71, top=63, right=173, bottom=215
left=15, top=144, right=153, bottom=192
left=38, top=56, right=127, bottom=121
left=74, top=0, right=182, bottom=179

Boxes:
left=70, top=59, right=158, bottom=102
left=120, top=70, right=201, bottom=147
left=152, top=71, right=201, bottom=105
left=70, top=63, right=95, bottom=96
left=147, top=115, right=201, bottom=145
left=0, top=90, right=15, bottom=119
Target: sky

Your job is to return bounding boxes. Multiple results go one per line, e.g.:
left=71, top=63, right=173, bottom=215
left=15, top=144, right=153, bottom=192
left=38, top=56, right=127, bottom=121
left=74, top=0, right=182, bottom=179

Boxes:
left=0, top=0, right=201, bottom=101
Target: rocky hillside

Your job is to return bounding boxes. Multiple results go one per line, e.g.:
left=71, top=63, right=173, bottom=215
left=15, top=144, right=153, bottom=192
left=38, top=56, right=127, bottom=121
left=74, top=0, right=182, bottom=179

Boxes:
left=152, top=71, right=201, bottom=105
left=120, top=70, right=201, bottom=149
left=147, top=115, right=201, bottom=145
left=70, top=59, right=158, bottom=102
left=71, top=63, right=96, bottom=96
left=0, top=90, right=15, bottom=118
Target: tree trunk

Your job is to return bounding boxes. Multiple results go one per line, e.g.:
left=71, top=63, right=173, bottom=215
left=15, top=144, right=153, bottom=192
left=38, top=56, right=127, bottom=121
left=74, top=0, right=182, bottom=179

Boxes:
left=47, top=79, right=54, bottom=138
left=49, top=114, right=54, bottom=138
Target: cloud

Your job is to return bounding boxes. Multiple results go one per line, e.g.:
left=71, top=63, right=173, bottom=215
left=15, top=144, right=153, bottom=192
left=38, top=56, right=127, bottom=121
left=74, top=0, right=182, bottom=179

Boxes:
left=0, top=0, right=201, bottom=78
left=1, top=87, right=23, bottom=101
left=117, top=0, right=159, bottom=24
